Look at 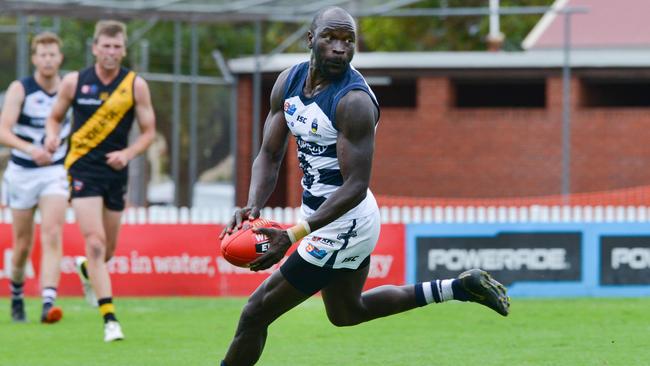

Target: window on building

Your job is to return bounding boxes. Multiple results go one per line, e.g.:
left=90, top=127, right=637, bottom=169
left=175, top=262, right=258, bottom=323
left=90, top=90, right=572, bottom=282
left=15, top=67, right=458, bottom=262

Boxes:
left=369, top=77, right=417, bottom=108
left=453, top=79, right=546, bottom=108
left=582, top=79, right=650, bottom=107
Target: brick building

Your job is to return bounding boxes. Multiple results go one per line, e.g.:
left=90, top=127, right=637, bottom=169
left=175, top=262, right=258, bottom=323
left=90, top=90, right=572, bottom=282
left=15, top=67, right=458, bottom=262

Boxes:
left=228, top=49, right=650, bottom=208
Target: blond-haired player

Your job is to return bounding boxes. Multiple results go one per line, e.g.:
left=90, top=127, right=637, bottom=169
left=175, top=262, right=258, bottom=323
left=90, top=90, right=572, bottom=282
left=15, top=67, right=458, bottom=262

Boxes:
left=45, top=20, right=156, bottom=342
left=0, top=32, right=69, bottom=324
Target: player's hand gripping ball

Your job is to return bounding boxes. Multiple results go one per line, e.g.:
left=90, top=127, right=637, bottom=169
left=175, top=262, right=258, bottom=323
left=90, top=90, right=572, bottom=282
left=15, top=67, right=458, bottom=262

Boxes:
left=221, top=218, right=283, bottom=267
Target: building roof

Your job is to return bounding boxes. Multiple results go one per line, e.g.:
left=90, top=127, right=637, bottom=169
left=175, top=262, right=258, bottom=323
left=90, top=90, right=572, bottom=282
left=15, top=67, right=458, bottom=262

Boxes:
left=523, top=0, right=650, bottom=50
left=1, top=0, right=423, bottom=22
left=228, top=49, right=650, bottom=74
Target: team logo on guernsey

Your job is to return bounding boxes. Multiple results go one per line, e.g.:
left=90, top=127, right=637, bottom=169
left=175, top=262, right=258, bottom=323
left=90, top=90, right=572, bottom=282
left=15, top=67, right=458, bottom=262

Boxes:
left=284, top=101, right=297, bottom=116
left=309, top=118, right=321, bottom=137
left=99, top=92, right=110, bottom=101
left=305, top=244, right=328, bottom=259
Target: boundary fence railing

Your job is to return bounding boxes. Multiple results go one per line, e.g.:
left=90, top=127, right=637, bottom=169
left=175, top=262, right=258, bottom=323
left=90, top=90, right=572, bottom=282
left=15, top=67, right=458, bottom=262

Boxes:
left=2, top=205, right=650, bottom=225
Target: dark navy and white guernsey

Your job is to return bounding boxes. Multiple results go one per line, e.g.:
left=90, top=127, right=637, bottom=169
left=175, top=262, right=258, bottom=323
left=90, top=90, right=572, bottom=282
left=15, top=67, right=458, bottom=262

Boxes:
left=282, top=61, right=379, bottom=221
left=10, top=76, right=70, bottom=168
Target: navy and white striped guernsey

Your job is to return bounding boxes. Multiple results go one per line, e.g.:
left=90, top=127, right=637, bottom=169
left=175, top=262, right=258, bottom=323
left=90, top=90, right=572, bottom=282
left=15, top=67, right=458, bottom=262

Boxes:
left=282, top=61, right=380, bottom=220
left=10, top=76, right=70, bottom=168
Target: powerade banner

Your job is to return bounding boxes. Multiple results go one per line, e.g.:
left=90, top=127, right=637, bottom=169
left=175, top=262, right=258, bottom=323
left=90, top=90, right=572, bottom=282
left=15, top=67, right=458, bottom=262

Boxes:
left=601, top=236, right=650, bottom=285
left=407, top=223, right=650, bottom=297
left=415, top=232, right=582, bottom=286
left=0, top=223, right=405, bottom=297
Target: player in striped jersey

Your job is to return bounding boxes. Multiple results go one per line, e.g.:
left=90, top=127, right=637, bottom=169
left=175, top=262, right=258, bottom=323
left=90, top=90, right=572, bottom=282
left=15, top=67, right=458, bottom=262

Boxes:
left=219, top=7, right=509, bottom=365
left=0, top=32, right=69, bottom=324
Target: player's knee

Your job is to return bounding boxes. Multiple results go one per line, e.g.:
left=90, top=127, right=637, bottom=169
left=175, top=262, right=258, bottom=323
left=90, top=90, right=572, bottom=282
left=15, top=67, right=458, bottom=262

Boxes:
left=239, top=299, right=268, bottom=330
left=11, top=245, right=31, bottom=263
left=14, top=229, right=32, bottom=244
left=40, top=225, right=62, bottom=246
left=326, top=311, right=362, bottom=327
left=84, top=234, right=106, bottom=260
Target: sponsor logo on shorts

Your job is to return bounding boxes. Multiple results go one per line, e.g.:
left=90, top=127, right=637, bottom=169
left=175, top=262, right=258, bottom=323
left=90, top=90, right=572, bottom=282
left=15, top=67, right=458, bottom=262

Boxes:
left=337, top=230, right=357, bottom=241
left=310, top=236, right=337, bottom=247
left=341, top=256, right=358, bottom=263
left=73, top=179, right=84, bottom=192
left=305, top=244, right=327, bottom=260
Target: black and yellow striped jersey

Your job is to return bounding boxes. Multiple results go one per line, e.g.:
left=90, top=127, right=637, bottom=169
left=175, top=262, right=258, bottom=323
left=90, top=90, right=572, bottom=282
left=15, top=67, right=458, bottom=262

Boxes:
left=67, top=66, right=136, bottom=180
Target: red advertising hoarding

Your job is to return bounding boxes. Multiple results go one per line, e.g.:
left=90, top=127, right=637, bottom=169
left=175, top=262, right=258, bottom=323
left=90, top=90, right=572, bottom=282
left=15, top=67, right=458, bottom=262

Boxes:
left=0, top=223, right=405, bottom=297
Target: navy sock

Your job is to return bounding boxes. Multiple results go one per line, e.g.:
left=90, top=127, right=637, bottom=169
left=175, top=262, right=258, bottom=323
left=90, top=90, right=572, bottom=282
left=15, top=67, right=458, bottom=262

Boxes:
left=10, top=281, right=24, bottom=301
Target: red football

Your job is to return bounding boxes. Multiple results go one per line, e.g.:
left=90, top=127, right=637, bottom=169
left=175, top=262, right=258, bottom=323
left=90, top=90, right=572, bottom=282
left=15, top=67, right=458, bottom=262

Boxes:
left=220, top=218, right=283, bottom=267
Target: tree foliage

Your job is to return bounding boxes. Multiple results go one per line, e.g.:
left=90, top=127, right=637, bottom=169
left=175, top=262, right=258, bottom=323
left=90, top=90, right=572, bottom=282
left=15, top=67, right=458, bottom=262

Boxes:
left=359, top=0, right=554, bottom=51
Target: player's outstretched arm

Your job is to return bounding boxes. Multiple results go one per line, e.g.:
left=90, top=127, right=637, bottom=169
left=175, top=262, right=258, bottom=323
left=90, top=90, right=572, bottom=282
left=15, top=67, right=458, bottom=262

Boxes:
left=45, top=72, right=77, bottom=153
left=306, top=90, right=377, bottom=231
left=106, top=76, right=156, bottom=171
left=0, top=80, right=54, bottom=166
left=220, top=69, right=292, bottom=238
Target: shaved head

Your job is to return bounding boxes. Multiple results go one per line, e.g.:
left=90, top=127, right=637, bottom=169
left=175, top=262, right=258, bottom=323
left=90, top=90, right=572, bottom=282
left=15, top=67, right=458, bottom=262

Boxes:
left=310, top=6, right=356, bottom=34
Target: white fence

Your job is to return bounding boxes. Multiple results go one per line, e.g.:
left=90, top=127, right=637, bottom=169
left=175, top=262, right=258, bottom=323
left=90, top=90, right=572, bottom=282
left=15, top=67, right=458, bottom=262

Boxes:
left=3, top=205, right=650, bottom=224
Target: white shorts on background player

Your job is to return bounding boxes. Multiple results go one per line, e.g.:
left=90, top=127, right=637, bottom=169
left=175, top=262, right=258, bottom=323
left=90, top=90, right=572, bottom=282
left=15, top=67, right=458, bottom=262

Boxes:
left=296, top=209, right=381, bottom=270
left=1, top=162, right=69, bottom=209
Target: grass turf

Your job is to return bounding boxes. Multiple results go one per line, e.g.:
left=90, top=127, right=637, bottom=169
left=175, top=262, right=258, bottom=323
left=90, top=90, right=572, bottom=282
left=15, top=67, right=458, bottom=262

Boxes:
left=0, top=297, right=648, bottom=366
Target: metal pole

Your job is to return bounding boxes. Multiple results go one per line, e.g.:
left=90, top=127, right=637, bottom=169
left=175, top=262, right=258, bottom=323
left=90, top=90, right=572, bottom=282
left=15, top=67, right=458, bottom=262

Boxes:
left=189, top=23, right=199, bottom=206
left=230, top=77, right=238, bottom=208
left=489, top=0, right=500, bottom=39
left=16, top=14, right=29, bottom=79
left=139, top=40, right=150, bottom=72
left=52, top=17, right=61, bottom=33
left=252, top=20, right=262, bottom=158
left=85, top=38, right=94, bottom=67
left=126, top=40, right=150, bottom=206
left=172, top=21, right=182, bottom=206
left=561, top=12, right=572, bottom=201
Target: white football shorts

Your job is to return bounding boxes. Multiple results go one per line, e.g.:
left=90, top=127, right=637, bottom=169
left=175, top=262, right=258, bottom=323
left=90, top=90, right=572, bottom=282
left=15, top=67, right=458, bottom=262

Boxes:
left=2, top=162, right=69, bottom=209
left=296, top=209, right=381, bottom=270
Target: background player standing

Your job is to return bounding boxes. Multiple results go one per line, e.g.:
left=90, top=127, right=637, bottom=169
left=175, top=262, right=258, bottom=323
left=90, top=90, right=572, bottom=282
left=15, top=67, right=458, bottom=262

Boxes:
left=45, top=20, right=156, bottom=342
left=0, top=32, right=69, bottom=324
left=219, top=7, right=509, bottom=366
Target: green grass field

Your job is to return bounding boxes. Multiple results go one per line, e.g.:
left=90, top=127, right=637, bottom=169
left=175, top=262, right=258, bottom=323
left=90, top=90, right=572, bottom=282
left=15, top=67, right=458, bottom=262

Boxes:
left=1, top=297, right=648, bottom=366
